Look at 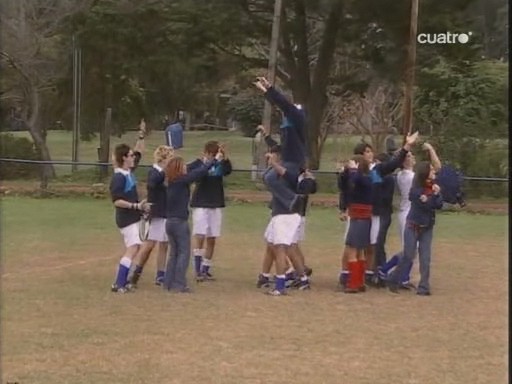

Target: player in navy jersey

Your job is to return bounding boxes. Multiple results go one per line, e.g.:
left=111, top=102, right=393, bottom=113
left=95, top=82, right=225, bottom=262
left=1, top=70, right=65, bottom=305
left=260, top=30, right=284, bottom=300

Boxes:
left=109, top=122, right=151, bottom=293
left=189, top=141, right=232, bottom=282
left=162, top=150, right=224, bottom=293
left=257, top=168, right=317, bottom=291
left=254, top=77, right=306, bottom=213
left=349, top=132, right=418, bottom=286
left=128, top=145, right=174, bottom=288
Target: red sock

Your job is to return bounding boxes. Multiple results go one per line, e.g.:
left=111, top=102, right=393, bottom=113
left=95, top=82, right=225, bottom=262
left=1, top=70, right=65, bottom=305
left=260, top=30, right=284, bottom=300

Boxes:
left=347, top=261, right=359, bottom=289
left=357, top=260, right=366, bottom=288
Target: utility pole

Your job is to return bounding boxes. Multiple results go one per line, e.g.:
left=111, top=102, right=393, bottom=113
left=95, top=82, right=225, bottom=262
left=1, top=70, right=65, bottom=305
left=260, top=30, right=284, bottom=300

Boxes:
left=402, top=0, right=419, bottom=142
left=252, top=0, right=283, bottom=180
left=72, top=34, right=82, bottom=172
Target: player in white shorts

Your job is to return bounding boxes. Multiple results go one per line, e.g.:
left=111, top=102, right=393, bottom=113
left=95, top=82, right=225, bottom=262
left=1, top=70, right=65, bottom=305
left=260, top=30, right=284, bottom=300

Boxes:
left=189, top=141, right=232, bottom=281
left=129, top=145, right=174, bottom=287
left=109, top=122, right=151, bottom=293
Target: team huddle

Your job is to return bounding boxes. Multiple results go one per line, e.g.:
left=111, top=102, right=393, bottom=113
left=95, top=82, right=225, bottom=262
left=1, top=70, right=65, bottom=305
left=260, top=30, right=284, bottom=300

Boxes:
left=109, top=77, right=464, bottom=296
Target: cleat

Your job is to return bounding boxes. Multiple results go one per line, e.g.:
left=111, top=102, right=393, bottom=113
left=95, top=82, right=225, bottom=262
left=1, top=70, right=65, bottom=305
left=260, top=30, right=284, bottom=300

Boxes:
left=400, top=281, right=416, bottom=290
left=304, top=266, right=313, bottom=277
left=297, top=280, right=311, bottom=291
left=387, top=284, right=400, bottom=294
left=111, top=283, right=131, bottom=293
left=265, top=289, right=286, bottom=296
left=416, top=291, right=431, bottom=296
left=129, top=272, right=141, bottom=286
left=203, top=272, right=216, bottom=281
left=256, top=274, right=271, bottom=288
left=196, top=274, right=205, bottom=283
left=358, top=285, right=367, bottom=292
left=288, top=278, right=302, bottom=289
left=154, top=276, right=164, bottom=286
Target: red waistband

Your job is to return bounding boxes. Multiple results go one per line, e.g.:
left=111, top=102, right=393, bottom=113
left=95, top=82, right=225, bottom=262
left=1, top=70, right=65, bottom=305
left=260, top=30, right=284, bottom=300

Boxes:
left=348, top=203, right=372, bottom=219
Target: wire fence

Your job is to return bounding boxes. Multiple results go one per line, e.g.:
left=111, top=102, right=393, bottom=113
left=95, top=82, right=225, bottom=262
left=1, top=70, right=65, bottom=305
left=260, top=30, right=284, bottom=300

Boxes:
left=0, top=158, right=509, bottom=199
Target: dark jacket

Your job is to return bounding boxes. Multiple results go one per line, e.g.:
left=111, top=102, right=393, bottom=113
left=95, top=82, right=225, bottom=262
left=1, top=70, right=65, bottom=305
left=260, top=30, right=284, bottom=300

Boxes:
left=264, top=87, right=306, bottom=166
left=165, top=160, right=217, bottom=220
left=406, top=186, right=443, bottom=228
left=189, top=158, right=232, bottom=208
left=147, top=165, right=167, bottom=218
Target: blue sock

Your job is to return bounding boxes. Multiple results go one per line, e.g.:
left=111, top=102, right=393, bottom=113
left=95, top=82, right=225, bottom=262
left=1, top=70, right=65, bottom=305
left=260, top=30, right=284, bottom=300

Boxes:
left=194, top=255, right=202, bottom=275
left=275, top=275, right=286, bottom=292
left=201, top=258, right=212, bottom=275
left=134, top=265, right=143, bottom=275
left=340, top=270, right=349, bottom=286
left=115, top=257, right=132, bottom=288
left=285, top=271, right=296, bottom=281
left=381, top=254, right=399, bottom=274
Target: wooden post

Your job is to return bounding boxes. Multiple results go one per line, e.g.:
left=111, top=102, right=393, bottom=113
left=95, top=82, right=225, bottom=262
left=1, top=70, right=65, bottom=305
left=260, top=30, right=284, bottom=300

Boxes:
left=99, top=107, right=112, bottom=181
left=253, top=0, right=283, bottom=181
left=402, top=0, right=419, bottom=142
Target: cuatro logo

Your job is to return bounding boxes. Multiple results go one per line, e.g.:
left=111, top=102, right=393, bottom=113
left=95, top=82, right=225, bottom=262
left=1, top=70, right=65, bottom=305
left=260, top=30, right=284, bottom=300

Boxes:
left=417, top=32, right=473, bottom=44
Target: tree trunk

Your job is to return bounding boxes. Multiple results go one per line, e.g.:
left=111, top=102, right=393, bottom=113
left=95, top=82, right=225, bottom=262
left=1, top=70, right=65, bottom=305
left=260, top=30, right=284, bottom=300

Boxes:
left=304, top=0, right=345, bottom=170
left=26, top=85, right=56, bottom=180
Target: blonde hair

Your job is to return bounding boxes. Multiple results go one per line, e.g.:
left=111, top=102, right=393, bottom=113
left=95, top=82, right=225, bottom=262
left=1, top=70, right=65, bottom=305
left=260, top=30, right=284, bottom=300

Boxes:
left=154, top=145, right=174, bottom=164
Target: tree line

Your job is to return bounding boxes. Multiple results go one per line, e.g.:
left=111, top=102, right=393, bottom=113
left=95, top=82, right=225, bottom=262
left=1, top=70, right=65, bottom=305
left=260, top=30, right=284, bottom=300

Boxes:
left=0, top=0, right=508, bottom=178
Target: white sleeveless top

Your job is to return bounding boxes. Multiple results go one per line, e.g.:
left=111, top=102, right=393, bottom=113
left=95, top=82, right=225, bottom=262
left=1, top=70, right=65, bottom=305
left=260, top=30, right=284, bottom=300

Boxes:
left=396, top=169, right=414, bottom=212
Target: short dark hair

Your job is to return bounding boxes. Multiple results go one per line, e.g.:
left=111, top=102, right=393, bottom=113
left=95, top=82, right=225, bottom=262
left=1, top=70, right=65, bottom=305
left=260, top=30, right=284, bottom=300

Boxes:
left=204, top=140, right=220, bottom=155
left=353, top=143, right=373, bottom=155
left=114, top=144, right=131, bottom=167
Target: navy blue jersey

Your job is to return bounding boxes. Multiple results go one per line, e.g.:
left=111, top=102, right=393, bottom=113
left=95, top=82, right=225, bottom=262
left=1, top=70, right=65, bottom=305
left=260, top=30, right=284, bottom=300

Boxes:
left=166, top=160, right=218, bottom=220
left=189, top=158, right=232, bottom=208
left=264, top=87, right=306, bottom=166
left=109, top=152, right=142, bottom=228
left=407, top=187, right=443, bottom=228
left=147, top=164, right=166, bottom=218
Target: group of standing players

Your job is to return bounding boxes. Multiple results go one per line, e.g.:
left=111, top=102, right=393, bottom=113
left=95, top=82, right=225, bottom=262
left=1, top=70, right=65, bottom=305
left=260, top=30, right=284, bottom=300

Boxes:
left=108, top=76, right=446, bottom=296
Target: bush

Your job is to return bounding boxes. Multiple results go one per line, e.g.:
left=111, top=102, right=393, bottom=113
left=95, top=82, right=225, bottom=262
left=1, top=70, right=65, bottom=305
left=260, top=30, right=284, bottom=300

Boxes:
left=0, top=134, right=41, bottom=179
left=226, top=90, right=265, bottom=137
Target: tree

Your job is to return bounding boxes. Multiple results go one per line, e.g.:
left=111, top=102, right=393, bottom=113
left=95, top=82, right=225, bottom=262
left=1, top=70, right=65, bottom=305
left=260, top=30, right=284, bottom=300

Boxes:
left=0, top=0, right=95, bottom=179
left=414, top=58, right=508, bottom=172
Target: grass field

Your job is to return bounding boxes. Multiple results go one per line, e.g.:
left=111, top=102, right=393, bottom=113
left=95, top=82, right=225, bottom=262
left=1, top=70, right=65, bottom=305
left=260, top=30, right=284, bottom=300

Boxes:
left=1, top=197, right=508, bottom=384
left=5, top=130, right=363, bottom=172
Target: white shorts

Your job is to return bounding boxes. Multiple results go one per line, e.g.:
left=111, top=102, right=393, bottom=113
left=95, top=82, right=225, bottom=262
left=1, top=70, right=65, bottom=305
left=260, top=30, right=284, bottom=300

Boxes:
left=292, top=217, right=306, bottom=244
left=120, top=222, right=142, bottom=248
left=147, top=218, right=167, bottom=242
left=370, top=215, right=380, bottom=245
left=192, top=208, right=223, bottom=237
left=264, top=213, right=301, bottom=246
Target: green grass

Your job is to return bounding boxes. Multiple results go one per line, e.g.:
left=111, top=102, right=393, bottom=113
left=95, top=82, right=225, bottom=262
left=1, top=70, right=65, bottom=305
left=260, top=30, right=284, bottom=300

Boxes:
left=5, top=130, right=363, bottom=172
left=1, top=197, right=508, bottom=384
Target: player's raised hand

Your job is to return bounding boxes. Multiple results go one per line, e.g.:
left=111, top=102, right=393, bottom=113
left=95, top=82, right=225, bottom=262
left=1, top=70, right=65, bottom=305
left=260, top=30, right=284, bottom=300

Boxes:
left=257, top=77, right=271, bottom=89
left=214, top=151, right=224, bottom=162
left=347, top=159, right=358, bottom=169
left=404, top=131, right=419, bottom=149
